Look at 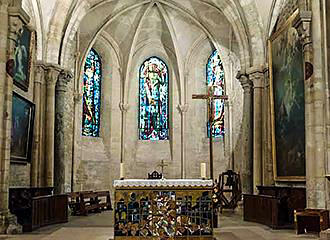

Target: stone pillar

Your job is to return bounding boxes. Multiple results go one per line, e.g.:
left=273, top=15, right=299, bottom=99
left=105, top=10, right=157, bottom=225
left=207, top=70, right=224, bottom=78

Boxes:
left=262, top=68, right=274, bottom=186
left=247, top=67, right=265, bottom=194
left=177, top=104, right=189, bottom=179
left=44, top=65, right=61, bottom=187
left=237, top=72, right=253, bottom=194
left=31, top=63, right=45, bottom=187
left=0, top=0, right=10, bottom=233
left=294, top=11, right=327, bottom=208
left=119, top=102, right=129, bottom=167
left=0, top=0, right=27, bottom=233
left=54, top=70, right=73, bottom=194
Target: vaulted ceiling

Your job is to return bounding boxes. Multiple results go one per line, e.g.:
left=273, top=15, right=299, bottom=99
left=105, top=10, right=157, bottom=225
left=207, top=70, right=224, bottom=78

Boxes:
left=21, top=0, right=281, bottom=71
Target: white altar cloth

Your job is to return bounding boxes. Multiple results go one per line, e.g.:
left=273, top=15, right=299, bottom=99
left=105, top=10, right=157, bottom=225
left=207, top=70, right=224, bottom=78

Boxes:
left=113, top=179, right=213, bottom=188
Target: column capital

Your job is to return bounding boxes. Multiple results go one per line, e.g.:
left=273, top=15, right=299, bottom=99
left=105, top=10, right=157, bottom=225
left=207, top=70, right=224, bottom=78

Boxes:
left=293, top=11, right=312, bottom=46
left=45, top=64, right=61, bottom=86
left=177, top=104, right=189, bottom=115
left=7, top=0, right=30, bottom=25
left=237, top=71, right=253, bottom=91
left=34, top=63, right=45, bottom=84
left=56, top=70, right=73, bottom=92
left=247, top=66, right=266, bottom=89
left=119, top=102, right=129, bottom=112
left=0, top=0, right=9, bottom=6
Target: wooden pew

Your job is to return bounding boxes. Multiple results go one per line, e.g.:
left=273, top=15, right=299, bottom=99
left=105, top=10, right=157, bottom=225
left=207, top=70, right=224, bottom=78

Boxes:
left=244, top=194, right=279, bottom=228
left=68, top=192, right=81, bottom=215
left=95, top=191, right=113, bottom=211
left=31, top=194, right=68, bottom=231
left=9, top=188, right=68, bottom=232
left=243, top=186, right=306, bottom=229
left=80, top=192, right=101, bottom=215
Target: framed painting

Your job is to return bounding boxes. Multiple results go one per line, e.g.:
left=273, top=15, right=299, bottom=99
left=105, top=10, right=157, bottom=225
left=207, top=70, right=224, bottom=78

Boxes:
left=268, top=9, right=306, bottom=181
left=11, top=92, right=35, bottom=163
left=7, top=25, right=32, bottom=91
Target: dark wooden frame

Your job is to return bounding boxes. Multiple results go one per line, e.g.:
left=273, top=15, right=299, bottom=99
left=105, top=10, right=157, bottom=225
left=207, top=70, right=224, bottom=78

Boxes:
left=11, top=92, right=35, bottom=163
left=12, top=26, right=33, bottom=91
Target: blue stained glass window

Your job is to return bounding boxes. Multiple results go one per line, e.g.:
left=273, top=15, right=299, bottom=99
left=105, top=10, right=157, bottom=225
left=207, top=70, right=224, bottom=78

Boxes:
left=139, top=57, right=169, bottom=140
left=82, top=48, right=102, bottom=137
left=207, top=50, right=225, bottom=138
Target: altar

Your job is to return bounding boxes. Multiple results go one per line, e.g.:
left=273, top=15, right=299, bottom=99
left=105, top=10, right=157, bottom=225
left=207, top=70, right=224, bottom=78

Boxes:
left=114, top=179, right=215, bottom=239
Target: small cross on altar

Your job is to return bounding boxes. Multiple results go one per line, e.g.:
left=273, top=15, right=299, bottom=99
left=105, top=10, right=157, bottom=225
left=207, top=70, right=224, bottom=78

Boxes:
left=192, top=86, right=228, bottom=179
left=158, top=159, right=168, bottom=176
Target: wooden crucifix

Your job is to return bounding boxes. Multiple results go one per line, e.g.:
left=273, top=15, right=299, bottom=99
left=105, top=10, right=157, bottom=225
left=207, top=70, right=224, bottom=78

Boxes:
left=192, top=86, right=228, bottom=179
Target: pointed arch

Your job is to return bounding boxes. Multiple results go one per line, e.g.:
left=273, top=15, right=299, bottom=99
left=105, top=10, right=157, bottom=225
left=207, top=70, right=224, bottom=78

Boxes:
left=207, top=49, right=225, bottom=138
left=139, top=56, right=169, bottom=140
left=82, top=48, right=103, bottom=137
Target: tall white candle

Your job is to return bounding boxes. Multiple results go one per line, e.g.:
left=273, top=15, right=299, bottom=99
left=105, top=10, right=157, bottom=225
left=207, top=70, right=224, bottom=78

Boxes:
left=201, top=163, right=206, bottom=179
left=120, top=163, right=125, bottom=179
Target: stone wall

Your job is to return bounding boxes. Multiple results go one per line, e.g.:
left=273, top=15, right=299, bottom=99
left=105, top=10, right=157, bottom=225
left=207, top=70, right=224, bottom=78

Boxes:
left=74, top=31, right=244, bottom=192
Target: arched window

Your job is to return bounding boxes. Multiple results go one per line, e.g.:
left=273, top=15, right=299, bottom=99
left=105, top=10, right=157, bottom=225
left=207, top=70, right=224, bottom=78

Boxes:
left=82, top=48, right=102, bottom=137
left=207, top=50, right=225, bottom=138
left=139, top=57, right=169, bottom=140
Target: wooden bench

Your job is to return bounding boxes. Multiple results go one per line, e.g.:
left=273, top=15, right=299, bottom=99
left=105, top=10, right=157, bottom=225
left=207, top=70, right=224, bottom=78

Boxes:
left=244, top=194, right=280, bottom=228
left=67, top=190, right=113, bottom=216
left=68, top=192, right=81, bottom=215
left=80, top=192, right=101, bottom=216
left=31, top=194, right=68, bottom=231
left=95, top=191, right=113, bottom=211
left=243, top=186, right=306, bottom=229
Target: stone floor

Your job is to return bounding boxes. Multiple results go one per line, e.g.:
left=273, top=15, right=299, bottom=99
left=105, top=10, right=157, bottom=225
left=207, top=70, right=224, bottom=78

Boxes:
left=0, top=210, right=320, bottom=240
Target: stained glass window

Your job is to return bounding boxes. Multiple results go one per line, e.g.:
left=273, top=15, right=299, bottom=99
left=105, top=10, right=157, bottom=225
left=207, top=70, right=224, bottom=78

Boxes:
left=82, top=48, right=102, bottom=137
left=139, top=57, right=169, bottom=140
left=207, top=50, right=225, bottom=138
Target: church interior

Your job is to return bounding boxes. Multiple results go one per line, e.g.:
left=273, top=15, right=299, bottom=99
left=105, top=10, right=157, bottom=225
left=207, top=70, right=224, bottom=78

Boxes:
left=1, top=0, right=330, bottom=239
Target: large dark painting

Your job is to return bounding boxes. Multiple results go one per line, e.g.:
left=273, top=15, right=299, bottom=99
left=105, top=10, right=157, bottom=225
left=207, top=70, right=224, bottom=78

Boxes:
left=7, top=26, right=32, bottom=91
left=269, top=9, right=305, bottom=181
left=11, top=93, right=35, bottom=163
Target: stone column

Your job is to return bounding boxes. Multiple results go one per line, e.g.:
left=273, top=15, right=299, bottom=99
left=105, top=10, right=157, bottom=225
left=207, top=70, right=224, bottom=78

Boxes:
left=177, top=103, right=189, bottom=179
left=31, top=63, right=45, bottom=187
left=294, top=11, right=327, bottom=208
left=247, top=67, right=265, bottom=194
left=44, top=65, right=61, bottom=187
left=0, top=0, right=27, bottom=233
left=119, top=102, right=129, bottom=168
left=54, top=70, right=73, bottom=194
left=0, top=0, right=10, bottom=233
left=237, top=72, right=253, bottom=194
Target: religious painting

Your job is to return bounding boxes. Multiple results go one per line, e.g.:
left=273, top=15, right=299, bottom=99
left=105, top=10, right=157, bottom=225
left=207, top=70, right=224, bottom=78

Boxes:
left=206, top=50, right=225, bottom=138
left=8, top=26, right=33, bottom=91
left=139, top=57, right=169, bottom=140
left=82, top=48, right=102, bottom=137
left=269, top=9, right=305, bottom=181
left=11, top=92, right=35, bottom=163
